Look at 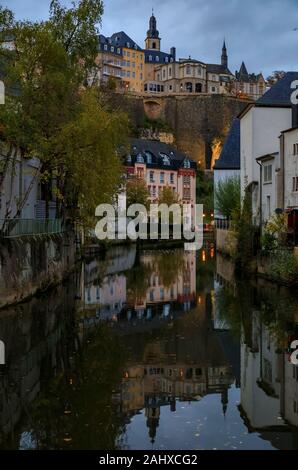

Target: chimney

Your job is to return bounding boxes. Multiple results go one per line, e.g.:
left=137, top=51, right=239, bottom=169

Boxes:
left=170, top=47, right=176, bottom=61
left=292, top=104, right=298, bottom=127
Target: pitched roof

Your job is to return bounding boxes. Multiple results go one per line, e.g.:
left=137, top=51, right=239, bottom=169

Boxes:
left=213, top=119, right=240, bottom=170
left=144, top=50, right=174, bottom=63
left=256, top=71, right=298, bottom=106
left=99, top=31, right=142, bottom=51
left=206, top=63, right=232, bottom=75
left=127, top=139, right=197, bottom=170
left=239, top=61, right=248, bottom=77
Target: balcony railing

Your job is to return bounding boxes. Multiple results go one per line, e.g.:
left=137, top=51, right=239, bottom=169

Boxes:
left=0, top=219, right=63, bottom=238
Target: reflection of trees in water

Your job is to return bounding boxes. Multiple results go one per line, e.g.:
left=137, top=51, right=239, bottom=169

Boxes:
left=126, top=249, right=186, bottom=302
left=12, top=325, right=127, bottom=450
left=151, top=250, right=185, bottom=288
left=216, top=279, right=298, bottom=346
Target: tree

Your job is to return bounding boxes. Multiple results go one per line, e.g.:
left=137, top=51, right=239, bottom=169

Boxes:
left=158, top=186, right=180, bottom=206
left=266, top=71, right=286, bottom=86
left=0, top=1, right=129, bottom=231
left=126, top=177, right=150, bottom=209
left=215, top=176, right=241, bottom=220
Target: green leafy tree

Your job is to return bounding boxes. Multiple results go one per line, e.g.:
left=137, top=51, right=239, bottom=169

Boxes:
left=215, top=176, right=241, bottom=220
left=0, top=1, right=129, bottom=230
left=126, top=176, right=150, bottom=209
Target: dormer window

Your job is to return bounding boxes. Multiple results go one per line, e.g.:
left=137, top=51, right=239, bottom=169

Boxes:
left=156, top=56, right=159, bottom=62
left=145, top=151, right=153, bottom=164
left=104, top=44, right=108, bottom=51
left=165, top=57, right=169, bottom=63
left=111, top=46, right=114, bottom=52
left=136, top=153, right=144, bottom=163
left=126, top=154, right=132, bottom=164
left=160, top=153, right=171, bottom=165
left=127, top=42, right=130, bottom=48
left=183, top=159, right=191, bottom=169
left=149, top=55, right=152, bottom=62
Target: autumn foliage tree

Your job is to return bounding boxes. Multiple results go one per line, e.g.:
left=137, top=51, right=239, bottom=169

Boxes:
left=0, top=1, right=129, bottom=229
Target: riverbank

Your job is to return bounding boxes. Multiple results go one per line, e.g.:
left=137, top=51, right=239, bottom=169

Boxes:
left=0, top=233, right=77, bottom=309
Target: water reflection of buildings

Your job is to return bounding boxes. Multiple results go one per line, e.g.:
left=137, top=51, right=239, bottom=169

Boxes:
left=80, top=248, right=197, bottom=328
left=117, top=300, right=236, bottom=444
left=215, top=253, right=298, bottom=448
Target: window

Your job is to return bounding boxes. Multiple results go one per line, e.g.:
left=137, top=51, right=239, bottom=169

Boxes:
left=136, top=153, right=144, bottom=163
left=156, top=56, right=159, bottom=62
left=145, top=151, right=153, bottom=164
left=160, top=172, right=165, bottom=184
left=117, top=48, right=120, bottom=54
left=165, top=57, right=169, bottom=63
left=160, top=153, right=170, bottom=165
left=111, top=46, right=114, bottom=52
left=183, top=188, right=191, bottom=200
left=163, top=69, right=166, bottom=79
left=267, top=195, right=271, bottom=217
left=183, top=175, right=191, bottom=184
left=104, top=44, right=108, bottom=51
left=183, top=159, right=191, bottom=169
left=149, top=55, right=152, bottom=62
left=127, top=71, right=131, bottom=77
left=169, top=67, right=172, bottom=77
left=127, top=60, right=130, bottom=67
left=132, top=52, right=136, bottom=58
left=140, top=73, right=143, bottom=80
left=170, top=173, right=174, bottom=184
left=132, top=62, right=135, bottom=68
left=211, top=86, right=216, bottom=92
left=126, top=154, right=132, bottom=163
left=293, top=176, right=298, bottom=192
left=149, top=171, right=154, bottom=182
left=186, top=65, right=191, bottom=75
left=263, top=164, right=272, bottom=183
left=293, top=143, right=298, bottom=155
left=132, top=72, right=136, bottom=78
left=152, top=42, right=156, bottom=49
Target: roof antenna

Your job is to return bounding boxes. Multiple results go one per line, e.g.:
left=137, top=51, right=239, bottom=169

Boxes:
left=152, top=7, right=154, bottom=15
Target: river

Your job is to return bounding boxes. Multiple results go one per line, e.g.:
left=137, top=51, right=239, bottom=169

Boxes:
left=0, top=243, right=298, bottom=450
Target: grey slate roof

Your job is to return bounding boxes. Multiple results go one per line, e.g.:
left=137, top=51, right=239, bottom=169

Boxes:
left=257, top=71, right=298, bottom=106
left=213, top=119, right=240, bottom=170
left=144, top=50, right=174, bottom=64
left=98, top=31, right=142, bottom=51
left=126, top=139, right=197, bottom=170
left=206, top=64, right=232, bottom=75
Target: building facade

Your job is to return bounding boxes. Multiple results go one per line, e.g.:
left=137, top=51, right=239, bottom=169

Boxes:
left=234, top=62, right=266, bottom=101
left=95, top=32, right=145, bottom=92
left=124, top=139, right=196, bottom=216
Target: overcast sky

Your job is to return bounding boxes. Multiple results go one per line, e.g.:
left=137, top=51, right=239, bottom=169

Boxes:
left=4, top=0, right=298, bottom=77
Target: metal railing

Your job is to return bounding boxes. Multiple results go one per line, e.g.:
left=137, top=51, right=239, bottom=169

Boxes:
left=0, top=218, right=63, bottom=238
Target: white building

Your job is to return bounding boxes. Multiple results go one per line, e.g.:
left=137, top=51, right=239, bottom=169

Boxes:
left=239, top=72, right=296, bottom=227
left=0, top=143, right=58, bottom=237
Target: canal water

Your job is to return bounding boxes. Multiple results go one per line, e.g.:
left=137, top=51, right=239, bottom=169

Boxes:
left=0, top=243, right=298, bottom=450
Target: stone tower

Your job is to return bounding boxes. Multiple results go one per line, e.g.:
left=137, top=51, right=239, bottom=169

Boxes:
left=145, top=10, right=161, bottom=51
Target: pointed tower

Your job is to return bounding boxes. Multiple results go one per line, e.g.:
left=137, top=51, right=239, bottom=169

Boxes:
left=239, top=61, right=249, bottom=78
left=145, top=10, right=161, bottom=51
left=221, top=40, right=228, bottom=69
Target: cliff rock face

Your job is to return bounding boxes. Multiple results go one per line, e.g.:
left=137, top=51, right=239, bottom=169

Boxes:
left=123, top=94, right=250, bottom=169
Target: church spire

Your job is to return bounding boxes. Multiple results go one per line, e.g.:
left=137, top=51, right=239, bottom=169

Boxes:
left=221, top=39, right=228, bottom=69
left=145, top=10, right=161, bottom=51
